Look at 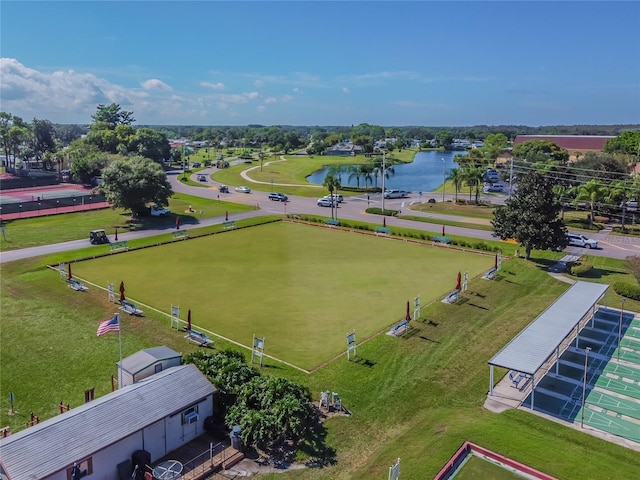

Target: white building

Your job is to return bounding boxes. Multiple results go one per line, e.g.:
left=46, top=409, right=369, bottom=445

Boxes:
left=0, top=364, right=215, bottom=480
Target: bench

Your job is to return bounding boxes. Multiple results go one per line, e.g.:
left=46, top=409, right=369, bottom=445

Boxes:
left=375, top=226, right=391, bottom=236
left=110, top=241, right=129, bottom=252
left=483, top=267, right=497, bottom=280
left=442, top=289, right=460, bottom=304
left=432, top=235, right=451, bottom=244
left=172, top=230, right=188, bottom=240
left=390, top=319, right=410, bottom=336
left=509, top=371, right=528, bottom=389
left=223, top=220, right=236, bottom=230
left=325, top=219, right=340, bottom=227
left=120, top=300, right=143, bottom=316
left=68, top=278, right=88, bottom=292
left=185, top=329, right=214, bottom=347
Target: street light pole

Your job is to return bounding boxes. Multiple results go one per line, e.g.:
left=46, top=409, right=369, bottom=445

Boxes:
left=581, top=346, right=591, bottom=428
left=381, top=150, right=386, bottom=214
left=442, top=157, right=446, bottom=203
left=618, top=297, right=626, bottom=360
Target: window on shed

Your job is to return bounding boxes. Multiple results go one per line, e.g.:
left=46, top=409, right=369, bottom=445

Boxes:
left=154, top=363, right=163, bottom=373
left=66, top=457, right=93, bottom=480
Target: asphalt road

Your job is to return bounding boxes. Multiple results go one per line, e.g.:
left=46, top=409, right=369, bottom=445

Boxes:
left=2, top=168, right=639, bottom=263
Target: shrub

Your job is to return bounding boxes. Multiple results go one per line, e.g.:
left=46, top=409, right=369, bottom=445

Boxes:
left=569, top=261, right=593, bottom=277
left=625, top=256, right=640, bottom=284
left=613, top=281, right=640, bottom=301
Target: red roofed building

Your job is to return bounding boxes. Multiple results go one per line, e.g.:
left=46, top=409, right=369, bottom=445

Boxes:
left=513, top=135, right=615, bottom=161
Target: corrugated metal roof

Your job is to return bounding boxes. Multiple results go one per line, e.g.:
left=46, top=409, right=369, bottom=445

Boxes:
left=0, top=364, right=215, bottom=480
left=119, top=346, right=181, bottom=375
left=489, top=281, right=608, bottom=375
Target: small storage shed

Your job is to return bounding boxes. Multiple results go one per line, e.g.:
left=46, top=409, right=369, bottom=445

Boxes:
left=118, top=346, right=182, bottom=387
left=0, top=364, right=215, bottom=480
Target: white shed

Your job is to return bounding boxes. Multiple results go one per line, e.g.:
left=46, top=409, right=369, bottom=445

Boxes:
left=118, top=346, right=182, bottom=387
left=0, top=364, right=215, bottom=480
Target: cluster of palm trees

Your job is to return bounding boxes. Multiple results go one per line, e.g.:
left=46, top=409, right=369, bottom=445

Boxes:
left=555, top=177, right=640, bottom=230
left=322, top=156, right=397, bottom=193
left=445, top=165, right=487, bottom=203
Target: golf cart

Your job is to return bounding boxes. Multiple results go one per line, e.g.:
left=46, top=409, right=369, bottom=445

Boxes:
left=89, top=229, right=110, bottom=245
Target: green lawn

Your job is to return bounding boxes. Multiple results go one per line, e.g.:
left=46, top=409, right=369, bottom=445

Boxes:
left=2, top=222, right=640, bottom=479
left=453, top=455, right=525, bottom=479
left=410, top=201, right=496, bottom=220
left=69, top=222, right=493, bottom=370
left=0, top=192, right=254, bottom=251
left=211, top=151, right=416, bottom=197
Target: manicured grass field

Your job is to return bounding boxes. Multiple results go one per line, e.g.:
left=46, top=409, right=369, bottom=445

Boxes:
left=69, top=221, right=494, bottom=370
left=3, top=221, right=640, bottom=479
left=211, top=151, right=416, bottom=197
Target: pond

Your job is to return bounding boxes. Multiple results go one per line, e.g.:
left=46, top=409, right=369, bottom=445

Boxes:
left=305, top=150, right=468, bottom=193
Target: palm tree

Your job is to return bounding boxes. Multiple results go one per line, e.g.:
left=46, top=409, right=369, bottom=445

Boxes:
left=446, top=167, right=464, bottom=202
left=347, top=165, right=362, bottom=190
left=575, top=179, right=606, bottom=228
left=323, top=172, right=341, bottom=219
left=462, top=166, right=484, bottom=203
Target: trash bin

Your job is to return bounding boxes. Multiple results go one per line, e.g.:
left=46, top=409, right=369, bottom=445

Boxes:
left=230, top=425, right=243, bottom=451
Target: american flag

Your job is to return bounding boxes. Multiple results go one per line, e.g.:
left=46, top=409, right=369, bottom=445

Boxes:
left=97, top=314, right=120, bottom=336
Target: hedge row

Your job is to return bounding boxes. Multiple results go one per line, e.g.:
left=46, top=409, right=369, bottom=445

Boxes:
left=613, top=281, right=640, bottom=301
left=290, top=214, right=502, bottom=253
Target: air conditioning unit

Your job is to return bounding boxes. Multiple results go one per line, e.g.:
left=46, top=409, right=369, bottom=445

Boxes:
left=184, top=412, right=198, bottom=424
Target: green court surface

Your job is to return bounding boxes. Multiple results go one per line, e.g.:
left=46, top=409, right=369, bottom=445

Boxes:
left=577, top=404, right=640, bottom=443
left=69, top=221, right=494, bottom=371
left=587, top=390, right=640, bottom=420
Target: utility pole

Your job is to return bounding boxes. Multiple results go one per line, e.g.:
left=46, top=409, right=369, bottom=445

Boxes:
left=508, top=157, right=514, bottom=199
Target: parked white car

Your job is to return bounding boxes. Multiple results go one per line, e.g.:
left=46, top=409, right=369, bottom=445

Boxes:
left=384, top=189, right=408, bottom=199
left=317, top=197, right=337, bottom=207
left=566, top=233, right=598, bottom=249
left=150, top=205, right=170, bottom=216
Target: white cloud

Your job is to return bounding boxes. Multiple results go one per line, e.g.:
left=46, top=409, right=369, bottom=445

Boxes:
left=264, top=97, right=277, bottom=104
left=280, top=94, right=293, bottom=102
left=141, top=78, right=172, bottom=91
left=293, top=87, right=303, bottom=94
left=254, top=80, right=264, bottom=88
left=0, top=57, right=147, bottom=122
left=200, top=81, right=225, bottom=90
left=246, top=92, right=259, bottom=99
left=257, top=105, right=266, bottom=112
left=342, top=87, right=350, bottom=94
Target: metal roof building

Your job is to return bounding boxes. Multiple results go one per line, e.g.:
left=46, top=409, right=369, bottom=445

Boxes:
left=118, top=346, right=182, bottom=386
left=0, top=364, right=215, bottom=480
left=488, top=281, right=608, bottom=406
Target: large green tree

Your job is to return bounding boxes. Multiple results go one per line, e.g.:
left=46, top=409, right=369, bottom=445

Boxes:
left=604, top=130, right=640, bottom=156
left=492, top=171, right=567, bottom=259
left=512, top=139, right=569, bottom=164
left=99, top=156, right=173, bottom=215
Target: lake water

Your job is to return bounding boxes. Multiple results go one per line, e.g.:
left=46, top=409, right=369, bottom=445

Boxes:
left=305, top=150, right=467, bottom=193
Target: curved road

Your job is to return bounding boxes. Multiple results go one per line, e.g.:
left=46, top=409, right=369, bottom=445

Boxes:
left=1, top=166, right=637, bottom=263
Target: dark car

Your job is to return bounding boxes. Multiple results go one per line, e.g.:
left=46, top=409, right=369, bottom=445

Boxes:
left=268, top=192, right=288, bottom=202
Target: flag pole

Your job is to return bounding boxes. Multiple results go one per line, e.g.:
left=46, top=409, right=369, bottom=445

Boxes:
left=117, top=314, right=123, bottom=389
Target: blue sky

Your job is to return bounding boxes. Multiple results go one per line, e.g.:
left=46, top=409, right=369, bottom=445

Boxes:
left=1, top=1, right=639, bottom=126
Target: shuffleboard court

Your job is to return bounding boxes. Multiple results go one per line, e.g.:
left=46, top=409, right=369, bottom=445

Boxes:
left=69, top=221, right=495, bottom=370
left=0, top=185, right=93, bottom=204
